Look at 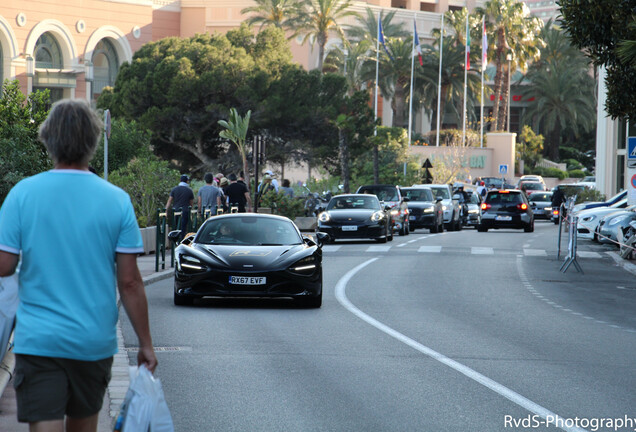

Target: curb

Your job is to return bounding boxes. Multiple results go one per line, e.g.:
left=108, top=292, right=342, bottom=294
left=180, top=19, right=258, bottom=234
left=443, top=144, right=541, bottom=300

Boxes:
left=606, top=251, right=636, bottom=276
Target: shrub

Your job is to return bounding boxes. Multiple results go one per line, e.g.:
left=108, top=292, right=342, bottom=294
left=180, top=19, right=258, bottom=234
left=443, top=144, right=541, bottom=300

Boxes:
left=109, top=155, right=180, bottom=227
left=575, top=188, right=605, bottom=204
left=259, top=190, right=306, bottom=220
left=568, top=169, right=585, bottom=178
left=531, top=166, right=567, bottom=180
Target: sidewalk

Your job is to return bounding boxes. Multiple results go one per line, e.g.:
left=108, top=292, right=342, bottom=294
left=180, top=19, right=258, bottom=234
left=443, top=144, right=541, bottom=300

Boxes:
left=0, top=253, right=174, bottom=432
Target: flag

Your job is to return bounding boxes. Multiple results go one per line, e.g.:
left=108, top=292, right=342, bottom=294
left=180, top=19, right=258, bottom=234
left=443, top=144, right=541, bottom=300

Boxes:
left=482, top=17, right=488, bottom=72
left=378, top=19, right=394, bottom=61
left=414, top=20, right=423, bottom=66
left=465, top=18, right=471, bottom=70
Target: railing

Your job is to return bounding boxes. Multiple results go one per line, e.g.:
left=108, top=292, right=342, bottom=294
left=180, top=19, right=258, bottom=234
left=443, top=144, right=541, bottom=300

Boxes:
left=536, top=159, right=567, bottom=172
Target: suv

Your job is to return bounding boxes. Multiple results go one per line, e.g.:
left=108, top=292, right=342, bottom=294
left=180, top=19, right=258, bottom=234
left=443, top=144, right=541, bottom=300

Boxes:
left=415, top=184, right=462, bottom=231
left=356, top=184, right=410, bottom=235
left=478, top=189, right=534, bottom=232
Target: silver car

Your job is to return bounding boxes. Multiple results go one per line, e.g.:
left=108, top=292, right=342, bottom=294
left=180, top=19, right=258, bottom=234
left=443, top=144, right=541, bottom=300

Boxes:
left=527, top=191, right=553, bottom=220
left=415, top=184, right=461, bottom=231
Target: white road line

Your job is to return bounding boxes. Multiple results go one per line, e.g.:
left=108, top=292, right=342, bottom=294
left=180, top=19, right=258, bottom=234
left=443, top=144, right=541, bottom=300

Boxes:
left=366, top=245, right=391, bottom=252
left=418, top=246, right=442, bottom=253
left=577, top=251, right=601, bottom=258
left=396, top=243, right=407, bottom=247
left=322, top=245, right=341, bottom=252
left=471, top=247, right=494, bottom=255
left=524, top=249, right=547, bottom=256
left=335, top=259, right=586, bottom=432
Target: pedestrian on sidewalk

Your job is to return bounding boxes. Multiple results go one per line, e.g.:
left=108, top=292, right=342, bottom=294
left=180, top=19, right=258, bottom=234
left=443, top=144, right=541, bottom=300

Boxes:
left=166, top=174, right=194, bottom=239
left=225, top=173, right=252, bottom=213
left=197, top=172, right=222, bottom=219
left=0, top=99, right=157, bottom=432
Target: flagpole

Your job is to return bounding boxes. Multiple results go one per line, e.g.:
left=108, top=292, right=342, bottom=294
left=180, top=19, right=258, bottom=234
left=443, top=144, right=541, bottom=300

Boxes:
left=462, top=13, right=469, bottom=147
left=374, top=11, right=380, bottom=138
left=406, top=15, right=416, bottom=178
left=480, top=15, right=485, bottom=149
left=436, top=14, right=444, bottom=147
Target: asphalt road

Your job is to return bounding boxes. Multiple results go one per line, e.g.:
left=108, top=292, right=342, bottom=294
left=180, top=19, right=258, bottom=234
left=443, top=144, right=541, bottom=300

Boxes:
left=121, top=221, right=636, bottom=432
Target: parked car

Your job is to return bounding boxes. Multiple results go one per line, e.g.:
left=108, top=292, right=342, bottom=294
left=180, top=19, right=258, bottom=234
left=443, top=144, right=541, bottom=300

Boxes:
left=317, top=194, right=392, bottom=243
left=577, top=175, right=596, bottom=189
left=414, top=183, right=462, bottom=231
left=401, top=187, right=444, bottom=233
left=170, top=213, right=325, bottom=307
left=597, top=209, right=636, bottom=245
left=356, top=184, right=409, bottom=235
left=527, top=191, right=553, bottom=220
left=517, top=175, right=546, bottom=189
left=576, top=200, right=630, bottom=240
left=478, top=189, right=534, bottom=232
left=571, top=189, right=626, bottom=214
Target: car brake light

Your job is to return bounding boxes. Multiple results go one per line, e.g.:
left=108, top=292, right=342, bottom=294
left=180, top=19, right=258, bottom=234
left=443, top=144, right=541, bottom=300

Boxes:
left=481, top=203, right=490, bottom=210
left=499, top=190, right=510, bottom=194
left=517, top=203, right=528, bottom=210
left=553, top=209, right=559, bottom=215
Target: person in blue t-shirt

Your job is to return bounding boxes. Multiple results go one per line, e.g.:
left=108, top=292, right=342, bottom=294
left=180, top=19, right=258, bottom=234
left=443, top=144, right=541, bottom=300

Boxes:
left=0, top=99, right=157, bottom=432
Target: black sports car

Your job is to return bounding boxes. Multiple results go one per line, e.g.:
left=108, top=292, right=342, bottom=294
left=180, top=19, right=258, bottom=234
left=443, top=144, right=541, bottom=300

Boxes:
left=169, top=214, right=326, bottom=308
left=317, top=194, right=392, bottom=242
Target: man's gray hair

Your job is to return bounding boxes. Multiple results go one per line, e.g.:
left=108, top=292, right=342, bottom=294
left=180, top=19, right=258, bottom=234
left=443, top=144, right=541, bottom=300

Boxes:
left=39, top=99, right=102, bottom=165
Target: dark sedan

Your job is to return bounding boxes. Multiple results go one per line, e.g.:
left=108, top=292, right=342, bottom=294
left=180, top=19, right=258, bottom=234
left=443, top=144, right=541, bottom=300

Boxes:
left=401, top=187, right=444, bottom=233
left=170, top=214, right=325, bottom=308
left=317, top=194, right=392, bottom=242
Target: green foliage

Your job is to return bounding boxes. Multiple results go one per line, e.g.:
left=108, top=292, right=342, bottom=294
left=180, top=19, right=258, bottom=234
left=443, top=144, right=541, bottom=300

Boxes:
left=90, top=118, right=152, bottom=174
left=568, top=169, right=585, bottom=178
left=559, top=0, right=636, bottom=120
left=421, top=129, right=481, bottom=147
left=530, top=166, right=567, bottom=180
left=0, top=80, right=52, bottom=203
left=559, top=146, right=595, bottom=172
left=564, top=159, right=583, bottom=171
left=575, top=187, right=605, bottom=204
left=258, top=189, right=305, bottom=219
left=516, top=125, right=544, bottom=169
left=108, top=155, right=180, bottom=228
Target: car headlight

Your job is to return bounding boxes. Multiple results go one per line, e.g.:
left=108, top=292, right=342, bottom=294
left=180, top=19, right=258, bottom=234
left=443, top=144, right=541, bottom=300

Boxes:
left=390, top=209, right=399, bottom=216
left=442, top=205, right=447, bottom=211
left=468, top=209, right=479, bottom=214
left=318, top=212, right=330, bottom=222
left=423, top=208, right=434, bottom=213
left=178, top=255, right=206, bottom=272
left=371, top=211, right=385, bottom=222
left=544, top=207, right=552, bottom=211
left=289, top=256, right=317, bottom=274
left=608, top=217, right=623, bottom=226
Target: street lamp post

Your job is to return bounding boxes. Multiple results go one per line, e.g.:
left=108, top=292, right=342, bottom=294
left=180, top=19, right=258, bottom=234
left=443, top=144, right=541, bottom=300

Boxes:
left=26, top=55, right=34, bottom=95
left=506, top=53, right=512, bottom=133
left=84, top=60, right=93, bottom=103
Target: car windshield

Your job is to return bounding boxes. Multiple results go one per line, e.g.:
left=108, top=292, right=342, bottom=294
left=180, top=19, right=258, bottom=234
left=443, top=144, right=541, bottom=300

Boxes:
left=196, top=217, right=301, bottom=245
left=358, top=186, right=398, bottom=201
left=486, top=192, right=523, bottom=205
left=429, top=186, right=450, bottom=200
left=327, top=196, right=381, bottom=210
left=403, top=188, right=433, bottom=202
left=528, top=192, right=552, bottom=202
left=468, top=192, right=480, bottom=204
left=522, top=182, right=544, bottom=191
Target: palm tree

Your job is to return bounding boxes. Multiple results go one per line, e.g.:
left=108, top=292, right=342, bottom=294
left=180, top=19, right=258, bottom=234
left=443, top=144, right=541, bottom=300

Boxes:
left=218, top=108, right=252, bottom=188
left=323, top=39, right=373, bottom=92
left=241, top=0, right=303, bottom=36
left=477, top=0, right=543, bottom=131
left=295, top=0, right=359, bottom=71
left=347, top=7, right=409, bottom=43
left=521, top=22, right=596, bottom=160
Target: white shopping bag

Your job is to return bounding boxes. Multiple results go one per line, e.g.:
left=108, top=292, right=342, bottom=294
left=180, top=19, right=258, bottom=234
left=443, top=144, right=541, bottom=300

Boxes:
left=115, top=364, right=174, bottom=432
left=0, top=273, right=19, bottom=360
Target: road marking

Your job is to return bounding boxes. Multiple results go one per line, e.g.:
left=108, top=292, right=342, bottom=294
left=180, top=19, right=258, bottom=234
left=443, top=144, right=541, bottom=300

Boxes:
left=577, top=251, right=601, bottom=258
left=322, top=245, right=341, bottom=252
left=524, top=248, right=547, bottom=256
left=418, top=246, right=442, bottom=253
left=335, top=259, right=586, bottom=432
left=471, top=247, right=494, bottom=255
left=366, top=245, right=391, bottom=252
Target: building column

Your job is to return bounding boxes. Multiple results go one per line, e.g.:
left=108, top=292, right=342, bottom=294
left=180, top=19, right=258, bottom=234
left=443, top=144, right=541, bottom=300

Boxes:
left=595, top=66, right=618, bottom=197
left=26, top=55, right=33, bottom=95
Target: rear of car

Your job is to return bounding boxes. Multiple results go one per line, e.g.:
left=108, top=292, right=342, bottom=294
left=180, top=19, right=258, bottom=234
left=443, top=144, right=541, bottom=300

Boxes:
left=478, top=190, right=534, bottom=232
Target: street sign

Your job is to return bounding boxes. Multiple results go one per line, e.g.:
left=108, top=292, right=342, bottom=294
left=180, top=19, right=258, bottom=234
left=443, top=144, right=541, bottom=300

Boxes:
left=422, top=159, right=433, bottom=184
left=498, top=164, right=508, bottom=175
left=628, top=137, right=636, bottom=168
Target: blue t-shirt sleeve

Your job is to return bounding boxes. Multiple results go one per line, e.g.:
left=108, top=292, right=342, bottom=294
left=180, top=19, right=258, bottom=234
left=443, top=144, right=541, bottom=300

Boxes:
left=116, top=196, right=143, bottom=254
left=0, top=187, right=22, bottom=254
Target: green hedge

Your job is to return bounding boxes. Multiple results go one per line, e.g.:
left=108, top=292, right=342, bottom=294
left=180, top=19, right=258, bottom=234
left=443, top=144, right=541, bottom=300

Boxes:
left=567, top=169, right=585, bottom=178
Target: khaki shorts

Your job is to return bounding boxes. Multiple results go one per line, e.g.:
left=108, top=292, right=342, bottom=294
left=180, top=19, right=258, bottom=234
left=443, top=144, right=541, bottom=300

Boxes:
left=14, top=354, right=113, bottom=423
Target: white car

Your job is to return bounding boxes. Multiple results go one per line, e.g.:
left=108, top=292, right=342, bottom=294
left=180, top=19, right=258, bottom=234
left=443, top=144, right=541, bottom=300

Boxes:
left=575, top=199, right=629, bottom=239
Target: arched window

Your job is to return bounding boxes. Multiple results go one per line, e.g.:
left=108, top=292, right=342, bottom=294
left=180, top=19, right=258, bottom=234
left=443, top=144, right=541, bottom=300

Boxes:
left=34, top=32, right=63, bottom=69
left=92, top=39, right=119, bottom=95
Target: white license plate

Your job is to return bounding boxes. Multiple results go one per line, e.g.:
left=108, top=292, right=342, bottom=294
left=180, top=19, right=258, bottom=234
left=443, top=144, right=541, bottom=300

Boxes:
left=229, top=276, right=266, bottom=285
left=496, top=215, right=512, bottom=221
left=342, top=225, right=358, bottom=231
left=409, top=215, right=416, bottom=220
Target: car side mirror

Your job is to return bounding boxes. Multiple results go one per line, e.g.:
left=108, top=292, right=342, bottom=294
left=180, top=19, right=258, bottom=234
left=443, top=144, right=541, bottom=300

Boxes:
left=384, top=205, right=392, bottom=211
left=168, top=230, right=182, bottom=243
left=303, top=235, right=317, bottom=247
left=403, top=197, right=410, bottom=202
left=315, top=232, right=330, bottom=247
left=436, top=197, right=443, bottom=203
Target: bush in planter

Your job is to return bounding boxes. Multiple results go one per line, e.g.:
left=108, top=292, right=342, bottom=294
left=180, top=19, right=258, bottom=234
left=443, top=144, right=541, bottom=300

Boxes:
left=259, top=190, right=305, bottom=220
left=531, top=166, right=567, bottom=180
left=568, top=169, right=585, bottom=178
left=109, top=155, right=180, bottom=228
